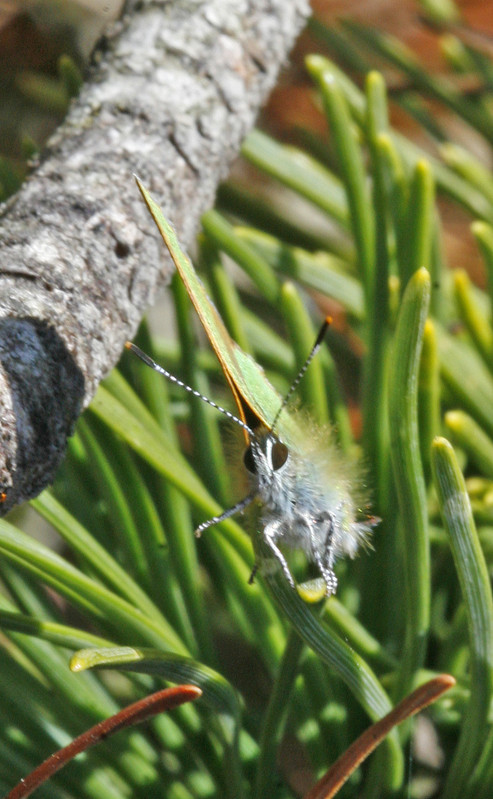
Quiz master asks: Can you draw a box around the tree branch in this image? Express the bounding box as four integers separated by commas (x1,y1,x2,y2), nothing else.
0,0,310,514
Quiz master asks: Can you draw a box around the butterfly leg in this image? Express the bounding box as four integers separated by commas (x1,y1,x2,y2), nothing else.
262,520,296,588
195,493,255,537
248,562,258,585
310,513,338,597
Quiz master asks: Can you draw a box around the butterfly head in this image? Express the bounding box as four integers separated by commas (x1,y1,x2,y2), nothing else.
244,428,289,475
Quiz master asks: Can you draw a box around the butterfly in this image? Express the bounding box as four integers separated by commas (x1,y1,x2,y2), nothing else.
126,178,375,600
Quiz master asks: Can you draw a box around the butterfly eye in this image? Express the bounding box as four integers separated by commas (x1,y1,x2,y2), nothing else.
243,439,289,473
271,441,289,470
243,445,257,474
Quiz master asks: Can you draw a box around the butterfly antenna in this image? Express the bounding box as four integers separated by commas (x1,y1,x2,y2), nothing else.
125,342,255,437
270,316,331,433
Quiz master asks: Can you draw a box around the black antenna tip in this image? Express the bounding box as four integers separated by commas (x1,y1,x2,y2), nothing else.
315,316,332,348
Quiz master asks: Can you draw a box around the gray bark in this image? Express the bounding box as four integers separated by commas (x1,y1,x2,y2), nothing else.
0,0,310,515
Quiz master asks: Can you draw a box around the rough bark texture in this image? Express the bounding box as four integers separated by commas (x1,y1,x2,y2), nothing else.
0,0,310,515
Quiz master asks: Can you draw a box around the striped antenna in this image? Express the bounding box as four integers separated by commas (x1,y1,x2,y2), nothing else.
270,316,331,434
125,342,255,437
